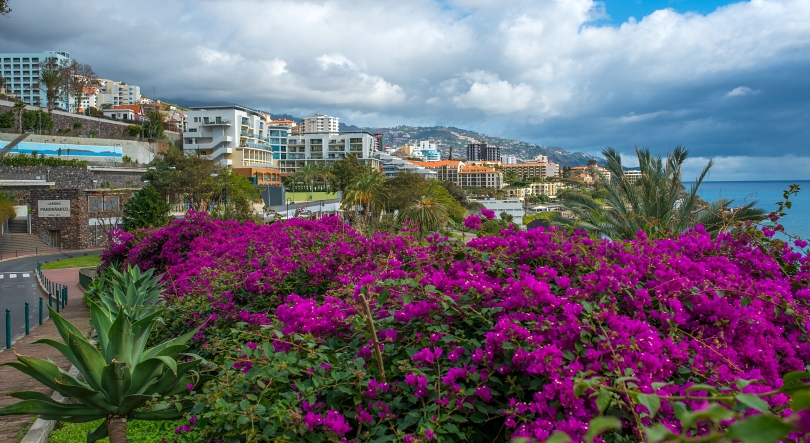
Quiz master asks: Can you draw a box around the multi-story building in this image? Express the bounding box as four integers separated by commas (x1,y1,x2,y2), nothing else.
459,164,503,189
469,198,524,225
279,132,379,175
567,165,611,183
375,152,438,179
466,142,500,162
410,161,463,184
0,51,72,108
501,155,517,164
183,105,282,168
500,162,560,180
532,154,549,163
624,170,642,184
529,182,559,197
303,114,339,133
96,79,141,107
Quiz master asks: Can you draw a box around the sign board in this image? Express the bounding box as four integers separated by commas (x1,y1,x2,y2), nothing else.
37,200,71,218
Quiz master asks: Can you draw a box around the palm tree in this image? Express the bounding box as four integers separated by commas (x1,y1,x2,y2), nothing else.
295,163,324,200
397,195,448,240
39,65,62,116
342,170,388,224
553,146,765,239
12,101,25,132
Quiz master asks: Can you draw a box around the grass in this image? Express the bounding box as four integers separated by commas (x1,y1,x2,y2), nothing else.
287,191,338,203
49,419,194,443
41,254,100,270
14,417,35,443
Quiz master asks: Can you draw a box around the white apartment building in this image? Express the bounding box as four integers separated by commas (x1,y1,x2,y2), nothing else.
501,155,517,164
303,114,339,133
280,132,379,175
183,105,284,168
529,182,559,198
95,79,141,107
624,170,642,184
470,198,524,226
375,152,438,179
532,154,549,163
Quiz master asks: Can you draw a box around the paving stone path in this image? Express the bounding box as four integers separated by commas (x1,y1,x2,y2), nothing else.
0,268,91,443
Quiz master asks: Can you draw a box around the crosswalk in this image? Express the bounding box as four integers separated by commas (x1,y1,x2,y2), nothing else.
0,273,31,279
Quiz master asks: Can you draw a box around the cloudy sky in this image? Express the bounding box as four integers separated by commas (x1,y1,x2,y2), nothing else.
1,0,808,179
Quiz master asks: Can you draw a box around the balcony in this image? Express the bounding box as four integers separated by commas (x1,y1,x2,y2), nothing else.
200,119,231,126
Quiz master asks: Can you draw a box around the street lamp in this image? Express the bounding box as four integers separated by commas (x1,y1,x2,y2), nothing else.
286,197,292,220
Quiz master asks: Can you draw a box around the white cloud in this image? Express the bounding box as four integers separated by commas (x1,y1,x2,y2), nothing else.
725,86,761,97
452,71,535,113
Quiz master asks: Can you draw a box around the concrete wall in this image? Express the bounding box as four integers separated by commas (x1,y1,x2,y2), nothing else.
0,99,181,145
0,133,160,164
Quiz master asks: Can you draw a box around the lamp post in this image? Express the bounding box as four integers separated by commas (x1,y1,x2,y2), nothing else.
286,197,292,220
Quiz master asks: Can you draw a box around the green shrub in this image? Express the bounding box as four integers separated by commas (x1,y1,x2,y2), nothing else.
49,419,195,443
0,153,88,166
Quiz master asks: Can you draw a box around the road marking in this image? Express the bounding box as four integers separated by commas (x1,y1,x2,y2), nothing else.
0,275,3,279
9,274,16,278
22,273,29,278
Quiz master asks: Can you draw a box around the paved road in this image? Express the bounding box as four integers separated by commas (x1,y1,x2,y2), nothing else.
0,251,100,347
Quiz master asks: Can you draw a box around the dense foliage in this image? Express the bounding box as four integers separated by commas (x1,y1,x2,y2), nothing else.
101,210,810,442
121,185,170,231
0,152,88,166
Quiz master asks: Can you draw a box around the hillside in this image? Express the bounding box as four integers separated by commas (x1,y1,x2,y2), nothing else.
353,125,599,167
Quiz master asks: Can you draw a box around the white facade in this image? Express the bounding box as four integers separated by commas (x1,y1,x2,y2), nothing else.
280,132,379,175
470,198,525,226
375,152,438,179
532,154,549,163
303,114,339,133
183,105,282,168
96,79,141,107
624,170,642,184
501,155,517,164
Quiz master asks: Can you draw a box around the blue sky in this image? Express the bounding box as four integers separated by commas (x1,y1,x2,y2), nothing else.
0,0,807,180
600,0,742,23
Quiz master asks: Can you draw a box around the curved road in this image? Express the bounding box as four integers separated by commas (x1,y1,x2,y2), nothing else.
0,251,100,347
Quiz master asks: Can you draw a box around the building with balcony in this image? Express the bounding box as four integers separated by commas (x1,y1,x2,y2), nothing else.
0,51,72,109
409,160,463,183
459,164,503,189
183,105,286,168
303,114,339,133
500,162,560,180
96,79,141,107
624,169,642,184
374,152,438,179
501,155,517,164
280,132,379,175
466,142,500,162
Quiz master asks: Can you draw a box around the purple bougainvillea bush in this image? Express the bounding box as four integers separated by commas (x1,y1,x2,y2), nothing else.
101,212,810,443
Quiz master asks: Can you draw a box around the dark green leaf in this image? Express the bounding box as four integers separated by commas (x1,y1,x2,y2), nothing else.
727,415,794,443
584,416,621,443
637,394,661,418
735,393,770,414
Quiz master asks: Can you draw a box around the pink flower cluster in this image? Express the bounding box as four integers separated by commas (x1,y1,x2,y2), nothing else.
110,213,810,441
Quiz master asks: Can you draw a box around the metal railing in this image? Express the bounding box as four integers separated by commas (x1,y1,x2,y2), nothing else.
41,231,54,248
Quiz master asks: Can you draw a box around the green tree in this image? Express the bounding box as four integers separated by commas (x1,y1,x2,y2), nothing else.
342,169,388,224
120,185,170,231
0,110,13,128
330,154,367,194
0,0,9,17
12,101,25,132
385,171,431,211
39,61,63,116
143,147,217,210
553,146,766,239
209,169,260,222
0,266,202,443
22,109,54,133
141,111,165,140
397,195,448,240
0,190,16,225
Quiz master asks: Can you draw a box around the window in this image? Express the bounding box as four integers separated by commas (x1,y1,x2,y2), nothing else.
88,196,102,212
104,196,120,211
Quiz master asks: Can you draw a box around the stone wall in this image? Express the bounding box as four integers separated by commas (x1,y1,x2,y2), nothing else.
0,166,146,191
0,99,181,145
29,188,86,249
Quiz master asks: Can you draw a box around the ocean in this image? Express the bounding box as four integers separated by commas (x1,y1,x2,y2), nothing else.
697,181,810,241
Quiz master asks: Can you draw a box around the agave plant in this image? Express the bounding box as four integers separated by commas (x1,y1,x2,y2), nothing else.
87,266,164,321
0,266,201,443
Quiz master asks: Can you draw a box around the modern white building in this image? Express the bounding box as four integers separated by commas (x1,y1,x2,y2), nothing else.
532,154,549,163
303,114,339,133
375,152,438,179
469,198,524,226
501,155,517,164
183,105,283,168
624,170,642,184
96,79,141,107
280,132,379,175
0,51,72,109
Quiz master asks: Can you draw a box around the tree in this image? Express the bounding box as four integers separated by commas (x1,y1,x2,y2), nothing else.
0,0,9,17
0,110,13,128
385,171,431,211
120,185,170,231
12,101,25,132
64,61,98,113
39,59,63,115
21,109,54,133
553,146,766,239
0,190,16,226
397,195,448,240
330,154,367,194
0,73,5,97
0,266,202,443
208,169,260,222
342,169,388,224
143,147,217,210
141,111,165,140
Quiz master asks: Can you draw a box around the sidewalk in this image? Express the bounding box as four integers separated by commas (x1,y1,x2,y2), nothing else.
0,248,103,264
0,268,90,443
